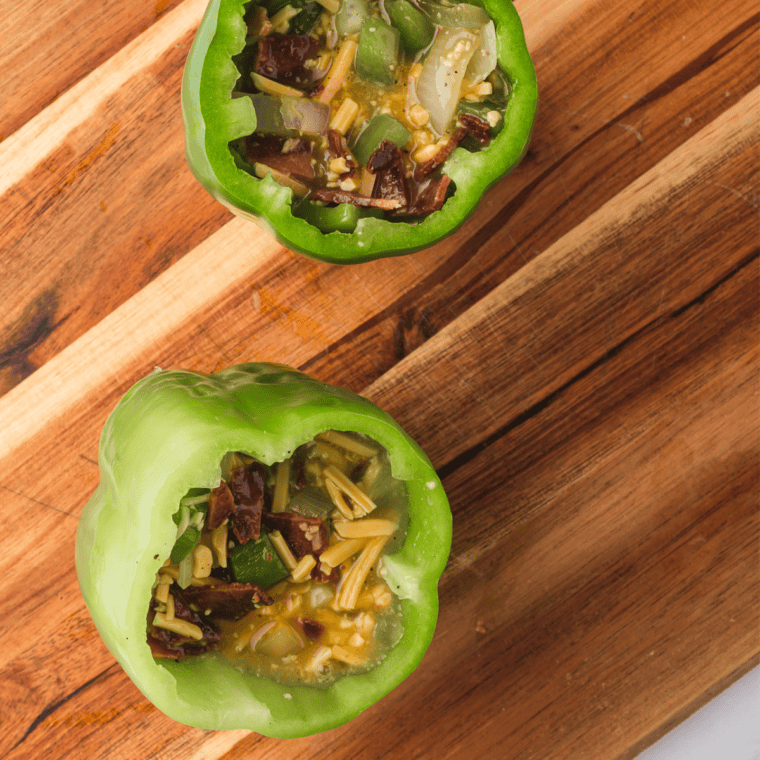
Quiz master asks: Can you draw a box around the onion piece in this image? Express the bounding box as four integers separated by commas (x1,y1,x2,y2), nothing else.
466,20,497,85
255,623,305,657
416,28,480,134
419,1,489,29
249,621,277,652
308,584,335,609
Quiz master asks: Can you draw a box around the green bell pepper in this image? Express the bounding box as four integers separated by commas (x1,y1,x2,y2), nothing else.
75,363,451,737
181,0,537,263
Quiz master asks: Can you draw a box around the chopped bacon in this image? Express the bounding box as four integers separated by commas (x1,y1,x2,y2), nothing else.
403,175,452,217
147,590,220,659
228,462,267,544
255,34,323,90
310,189,402,210
246,135,315,180
459,113,492,145
367,140,408,207
313,563,339,584
414,126,468,181
296,617,326,641
248,6,272,38
206,481,236,531
183,582,273,620
262,512,329,560
327,130,357,179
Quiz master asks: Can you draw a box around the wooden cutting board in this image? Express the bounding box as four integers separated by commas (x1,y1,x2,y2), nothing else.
0,0,757,758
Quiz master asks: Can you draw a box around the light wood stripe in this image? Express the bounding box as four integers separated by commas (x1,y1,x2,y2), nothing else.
365,88,758,460
0,217,277,452
0,0,207,195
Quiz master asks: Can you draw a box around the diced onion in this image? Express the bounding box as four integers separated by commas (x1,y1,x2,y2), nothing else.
255,623,305,657
308,585,335,609
416,28,480,134
249,621,277,652
280,97,330,135
247,94,330,136
466,21,497,85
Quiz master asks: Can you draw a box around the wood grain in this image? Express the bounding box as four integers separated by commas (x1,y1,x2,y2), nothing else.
0,0,757,758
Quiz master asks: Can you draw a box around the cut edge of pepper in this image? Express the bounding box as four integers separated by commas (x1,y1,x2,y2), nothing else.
182,0,538,262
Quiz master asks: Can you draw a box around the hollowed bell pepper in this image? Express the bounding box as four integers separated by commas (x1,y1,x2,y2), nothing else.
181,0,537,263
75,363,451,737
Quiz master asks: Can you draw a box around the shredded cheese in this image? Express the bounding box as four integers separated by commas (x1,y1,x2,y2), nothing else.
318,38,358,105
324,465,377,516
320,537,368,568
270,530,298,571
337,536,388,610
334,518,397,539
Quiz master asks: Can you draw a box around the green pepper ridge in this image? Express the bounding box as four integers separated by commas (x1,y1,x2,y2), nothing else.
75,363,452,736
181,0,538,262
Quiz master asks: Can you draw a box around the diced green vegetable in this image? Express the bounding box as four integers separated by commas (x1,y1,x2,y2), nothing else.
170,497,207,563
171,526,202,564
293,201,384,232
335,0,370,36
290,2,322,34
231,531,290,588
255,623,304,657
355,19,401,88
352,114,411,164
385,0,435,54
457,97,506,136
289,489,334,518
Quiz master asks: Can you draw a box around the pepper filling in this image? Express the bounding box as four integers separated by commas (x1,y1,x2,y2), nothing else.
230,0,509,222
148,430,407,687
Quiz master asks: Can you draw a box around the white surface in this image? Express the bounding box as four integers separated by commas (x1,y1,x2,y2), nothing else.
636,665,760,760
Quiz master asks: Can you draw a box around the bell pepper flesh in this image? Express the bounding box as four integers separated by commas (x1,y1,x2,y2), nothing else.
181,0,538,263
75,363,452,736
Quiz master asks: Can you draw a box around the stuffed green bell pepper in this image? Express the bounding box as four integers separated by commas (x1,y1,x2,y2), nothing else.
75,363,451,737
182,0,537,262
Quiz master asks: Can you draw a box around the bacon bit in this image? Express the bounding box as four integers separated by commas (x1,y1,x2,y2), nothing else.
459,113,492,145
414,126,468,180
296,617,326,642
228,462,267,544
206,481,235,530
327,130,357,179
261,511,339,582
262,512,329,560
403,175,452,217
147,590,219,659
246,135,315,181
304,82,325,99
312,563,339,584
182,582,273,620
367,140,408,208
249,6,272,38
255,35,324,90
309,189,402,210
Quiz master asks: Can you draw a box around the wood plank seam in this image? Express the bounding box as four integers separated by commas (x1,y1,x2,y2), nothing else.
436,248,759,482
0,87,755,464
10,663,118,753
363,88,758,401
